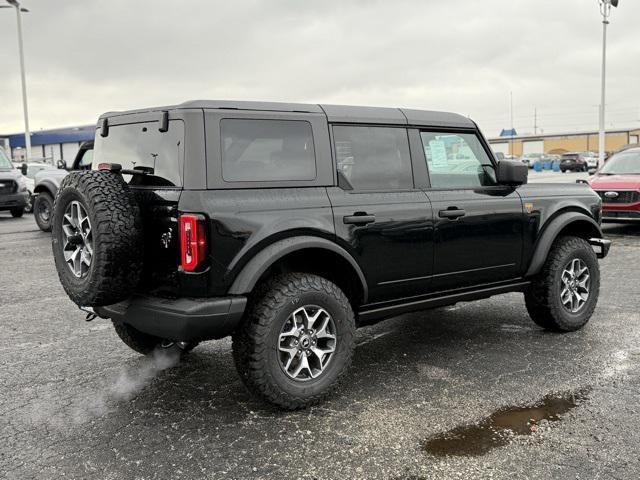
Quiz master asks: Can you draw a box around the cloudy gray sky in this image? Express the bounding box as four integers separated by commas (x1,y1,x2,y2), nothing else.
1,0,638,137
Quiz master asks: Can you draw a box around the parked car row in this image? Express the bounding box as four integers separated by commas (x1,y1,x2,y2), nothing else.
508,151,601,172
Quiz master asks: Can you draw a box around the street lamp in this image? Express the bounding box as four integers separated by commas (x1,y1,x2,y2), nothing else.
597,0,619,165
1,0,31,161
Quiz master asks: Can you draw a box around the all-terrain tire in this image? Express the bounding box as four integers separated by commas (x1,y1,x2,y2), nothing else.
525,235,600,332
112,322,199,356
232,273,356,410
34,191,53,231
51,170,143,307
10,207,24,218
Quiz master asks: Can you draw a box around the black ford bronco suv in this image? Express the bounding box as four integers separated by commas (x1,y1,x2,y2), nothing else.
50,100,611,409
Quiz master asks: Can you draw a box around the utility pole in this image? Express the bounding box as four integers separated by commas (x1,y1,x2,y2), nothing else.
510,91,514,156
2,1,32,160
534,108,538,136
597,0,619,164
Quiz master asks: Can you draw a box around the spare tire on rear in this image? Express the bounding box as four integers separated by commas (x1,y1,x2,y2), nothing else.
51,170,143,307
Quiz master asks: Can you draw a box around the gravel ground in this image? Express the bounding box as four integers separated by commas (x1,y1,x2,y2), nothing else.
1,211,639,480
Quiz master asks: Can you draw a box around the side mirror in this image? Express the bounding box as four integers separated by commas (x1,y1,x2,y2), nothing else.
57,159,67,170
496,160,528,186
20,163,28,176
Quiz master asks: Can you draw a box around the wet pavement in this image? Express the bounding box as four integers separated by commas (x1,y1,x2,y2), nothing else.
1,214,640,479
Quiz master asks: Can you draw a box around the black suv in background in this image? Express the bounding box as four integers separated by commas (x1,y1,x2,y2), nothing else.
50,101,610,409
560,152,589,172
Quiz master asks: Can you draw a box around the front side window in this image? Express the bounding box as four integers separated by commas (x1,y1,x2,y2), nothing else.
421,132,496,188
221,119,316,182
333,126,413,191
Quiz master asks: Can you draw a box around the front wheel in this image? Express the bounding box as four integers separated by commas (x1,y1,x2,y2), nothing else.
10,207,24,218
34,192,54,231
232,273,356,409
525,236,600,332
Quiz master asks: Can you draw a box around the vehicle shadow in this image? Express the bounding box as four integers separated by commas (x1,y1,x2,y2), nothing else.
119,297,594,421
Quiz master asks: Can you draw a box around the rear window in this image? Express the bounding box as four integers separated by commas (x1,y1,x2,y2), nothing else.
562,154,579,160
94,120,184,187
333,126,413,191
221,119,316,182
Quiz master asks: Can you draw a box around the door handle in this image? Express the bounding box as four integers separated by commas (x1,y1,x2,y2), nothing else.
343,213,376,225
438,208,466,219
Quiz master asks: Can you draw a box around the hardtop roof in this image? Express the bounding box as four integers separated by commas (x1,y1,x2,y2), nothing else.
98,100,475,128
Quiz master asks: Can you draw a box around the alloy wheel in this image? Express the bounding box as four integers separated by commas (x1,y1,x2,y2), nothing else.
560,258,590,313
62,200,93,278
278,305,337,381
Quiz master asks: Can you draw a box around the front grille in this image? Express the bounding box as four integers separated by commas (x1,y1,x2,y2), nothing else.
0,180,16,195
596,190,640,204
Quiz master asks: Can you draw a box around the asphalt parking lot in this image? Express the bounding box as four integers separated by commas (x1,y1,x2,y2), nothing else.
2,175,639,479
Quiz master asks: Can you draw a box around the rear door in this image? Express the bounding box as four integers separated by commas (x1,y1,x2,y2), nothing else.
417,130,525,291
327,125,434,303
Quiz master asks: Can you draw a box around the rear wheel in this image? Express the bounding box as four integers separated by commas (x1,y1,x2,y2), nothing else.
232,273,355,409
10,207,24,218
525,236,599,332
112,321,199,356
34,192,53,231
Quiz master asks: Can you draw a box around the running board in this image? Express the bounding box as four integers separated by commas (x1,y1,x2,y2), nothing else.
358,280,531,324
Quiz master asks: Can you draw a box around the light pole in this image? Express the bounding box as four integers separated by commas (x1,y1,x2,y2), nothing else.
1,0,31,160
597,0,619,165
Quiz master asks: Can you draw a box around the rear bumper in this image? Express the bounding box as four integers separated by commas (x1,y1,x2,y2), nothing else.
589,238,612,259
0,192,28,210
94,294,247,342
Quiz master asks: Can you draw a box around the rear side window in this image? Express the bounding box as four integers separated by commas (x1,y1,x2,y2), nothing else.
94,120,184,187
221,119,316,182
333,126,413,190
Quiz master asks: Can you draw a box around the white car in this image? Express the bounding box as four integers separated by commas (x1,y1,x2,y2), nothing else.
520,153,542,168
583,152,599,170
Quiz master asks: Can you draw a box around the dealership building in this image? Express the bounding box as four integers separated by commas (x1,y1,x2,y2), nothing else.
488,127,640,157
0,125,94,163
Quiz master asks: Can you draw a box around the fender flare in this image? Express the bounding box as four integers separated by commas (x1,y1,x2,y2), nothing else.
525,212,602,277
227,236,368,302
34,180,58,198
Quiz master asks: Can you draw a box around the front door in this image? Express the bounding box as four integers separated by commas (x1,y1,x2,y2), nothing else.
327,125,434,303
418,130,525,291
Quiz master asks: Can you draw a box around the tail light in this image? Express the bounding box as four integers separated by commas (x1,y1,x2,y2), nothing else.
179,213,208,272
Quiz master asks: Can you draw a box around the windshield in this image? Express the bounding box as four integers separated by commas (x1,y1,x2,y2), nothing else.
0,148,12,170
599,150,640,175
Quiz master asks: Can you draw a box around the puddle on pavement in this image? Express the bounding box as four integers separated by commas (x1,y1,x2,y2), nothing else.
422,388,590,457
